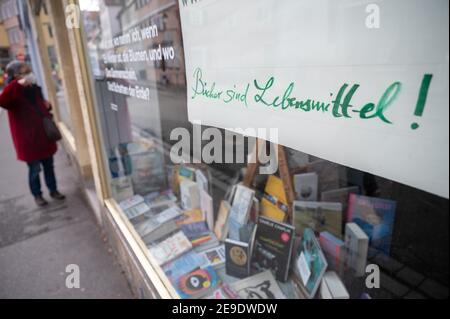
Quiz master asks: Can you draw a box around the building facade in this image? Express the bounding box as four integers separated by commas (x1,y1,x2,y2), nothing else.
17,0,450,299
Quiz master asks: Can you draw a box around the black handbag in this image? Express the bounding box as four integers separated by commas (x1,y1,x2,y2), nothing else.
31,100,62,142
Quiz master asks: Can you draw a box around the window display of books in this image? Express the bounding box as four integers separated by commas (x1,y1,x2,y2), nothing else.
116,163,397,299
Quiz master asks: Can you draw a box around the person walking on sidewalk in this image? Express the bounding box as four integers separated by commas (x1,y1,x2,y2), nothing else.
0,61,65,207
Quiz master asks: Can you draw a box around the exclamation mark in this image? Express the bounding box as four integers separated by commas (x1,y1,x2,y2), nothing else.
411,74,433,130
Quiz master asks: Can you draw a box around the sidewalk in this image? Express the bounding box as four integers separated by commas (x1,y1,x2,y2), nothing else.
0,111,134,299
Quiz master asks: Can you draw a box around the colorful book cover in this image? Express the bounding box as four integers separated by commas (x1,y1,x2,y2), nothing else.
294,228,328,299
252,216,295,282
293,172,318,201
292,201,342,238
163,251,208,283
177,165,196,183
176,209,210,240
205,284,239,299
175,266,221,299
261,175,288,222
347,194,396,255
191,234,214,247
148,231,193,266
319,231,344,273
199,245,226,267
225,239,251,278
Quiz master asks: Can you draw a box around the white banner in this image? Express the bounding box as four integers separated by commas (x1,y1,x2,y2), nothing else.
179,0,449,198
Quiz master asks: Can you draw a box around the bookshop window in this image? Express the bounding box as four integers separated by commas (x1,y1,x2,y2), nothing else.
80,1,449,299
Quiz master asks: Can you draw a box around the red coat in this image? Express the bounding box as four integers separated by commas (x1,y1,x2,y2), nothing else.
0,80,57,162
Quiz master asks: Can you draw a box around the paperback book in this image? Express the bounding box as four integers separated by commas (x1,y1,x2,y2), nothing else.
229,184,255,225
205,284,239,299
180,180,200,210
198,245,226,267
230,270,286,299
261,175,288,222
163,250,209,283
147,231,192,266
319,231,344,273
214,200,231,242
347,194,396,255
225,239,251,278
175,266,221,299
176,209,210,241
294,228,328,299
252,216,295,282
293,172,318,201
292,201,343,238
344,222,369,277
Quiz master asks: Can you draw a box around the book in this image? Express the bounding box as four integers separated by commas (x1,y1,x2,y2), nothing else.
319,231,344,273
293,173,318,201
111,176,134,202
293,228,328,299
344,222,369,277
180,180,200,210
249,197,260,223
239,222,256,244
252,216,295,282
119,194,145,211
320,271,349,299
193,232,220,252
214,200,231,241
321,186,360,214
196,169,209,193
148,202,175,216
261,175,288,222
229,184,255,225
200,189,214,231
124,201,151,220
142,220,179,245
198,245,226,267
128,145,166,195
143,189,177,206
306,160,344,192
147,231,192,266
227,213,242,241
292,201,342,238
175,266,221,299
135,217,162,238
177,165,196,183
154,205,183,224
230,270,286,299
204,284,239,299
163,250,209,283
347,194,396,255
225,239,251,278
176,209,210,240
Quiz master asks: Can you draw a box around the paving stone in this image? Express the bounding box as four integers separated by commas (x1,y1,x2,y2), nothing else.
380,272,409,297
418,278,449,299
396,267,425,287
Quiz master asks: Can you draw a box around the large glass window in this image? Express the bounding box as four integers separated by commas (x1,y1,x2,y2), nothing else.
80,0,448,299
